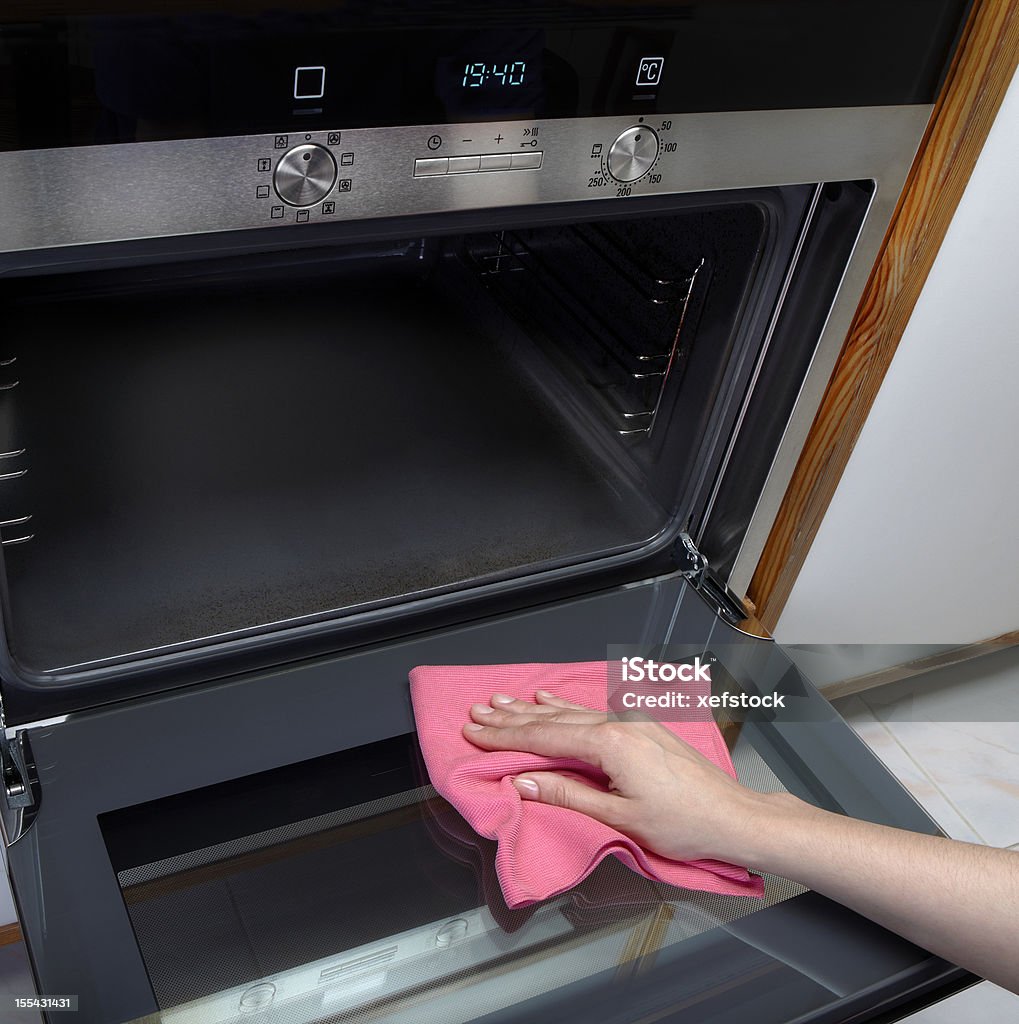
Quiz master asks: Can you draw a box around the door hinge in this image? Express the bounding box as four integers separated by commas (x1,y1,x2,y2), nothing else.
675,533,749,627
0,694,39,846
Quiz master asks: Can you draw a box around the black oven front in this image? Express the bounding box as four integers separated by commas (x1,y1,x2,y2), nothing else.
0,2,976,1023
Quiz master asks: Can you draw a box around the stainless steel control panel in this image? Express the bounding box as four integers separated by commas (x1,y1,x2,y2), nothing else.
413,151,543,176
0,108,929,255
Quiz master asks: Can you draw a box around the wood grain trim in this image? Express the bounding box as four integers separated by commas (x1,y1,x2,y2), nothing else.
0,921,23,946
739,598,772,639
748,0,1019,632
819,628,1019,701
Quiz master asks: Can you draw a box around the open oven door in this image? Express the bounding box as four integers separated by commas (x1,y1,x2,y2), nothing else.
2,570,977,1024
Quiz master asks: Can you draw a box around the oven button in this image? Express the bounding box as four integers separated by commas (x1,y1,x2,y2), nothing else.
415,157,449,176
238,982,276,1013
480,153,512,171
607,126,660,183
434,918,470,948
510,151,543,170
447,155,481,174
273,144,338,207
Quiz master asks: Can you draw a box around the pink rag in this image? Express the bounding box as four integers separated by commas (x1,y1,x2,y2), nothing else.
409,661,764,908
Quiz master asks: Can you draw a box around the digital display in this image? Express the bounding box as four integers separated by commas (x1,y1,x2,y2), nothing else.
461,61,528,88
437,34,544,118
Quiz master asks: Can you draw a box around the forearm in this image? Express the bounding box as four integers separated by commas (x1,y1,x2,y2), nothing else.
729,792,1019,992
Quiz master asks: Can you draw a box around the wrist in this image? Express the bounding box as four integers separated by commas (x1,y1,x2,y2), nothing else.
710,789,818,868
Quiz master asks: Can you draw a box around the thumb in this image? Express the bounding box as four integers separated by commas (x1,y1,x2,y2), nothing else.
513,772,625,825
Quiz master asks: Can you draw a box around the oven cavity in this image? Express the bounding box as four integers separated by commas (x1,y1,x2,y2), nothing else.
0,200,769,680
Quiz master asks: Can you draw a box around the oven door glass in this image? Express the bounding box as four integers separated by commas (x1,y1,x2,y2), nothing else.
97,623,969,1024
105,738,800,1024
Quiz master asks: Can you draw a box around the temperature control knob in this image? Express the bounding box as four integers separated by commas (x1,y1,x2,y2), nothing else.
607,126,660,183
273,144,337,207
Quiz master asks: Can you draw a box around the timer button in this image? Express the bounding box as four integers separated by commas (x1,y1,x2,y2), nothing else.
414,157,448,176
607,126,659,183
273,144,337,207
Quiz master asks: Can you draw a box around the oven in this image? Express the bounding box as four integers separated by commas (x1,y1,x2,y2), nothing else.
0,2,976,1022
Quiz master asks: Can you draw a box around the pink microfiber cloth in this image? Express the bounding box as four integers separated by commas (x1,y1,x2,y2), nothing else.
409,661,764,908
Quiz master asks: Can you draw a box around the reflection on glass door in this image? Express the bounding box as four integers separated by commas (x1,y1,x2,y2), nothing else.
105,733,800,1024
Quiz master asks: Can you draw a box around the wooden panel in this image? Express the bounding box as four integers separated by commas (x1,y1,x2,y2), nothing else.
819,629,1019,701
749,0,1019,632
0,921,23,947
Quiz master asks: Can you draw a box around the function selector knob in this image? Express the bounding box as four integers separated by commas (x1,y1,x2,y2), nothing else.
273,144,337,207
607,126,660,183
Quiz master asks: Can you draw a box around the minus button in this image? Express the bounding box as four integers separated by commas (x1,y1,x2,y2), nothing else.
447,155,481,174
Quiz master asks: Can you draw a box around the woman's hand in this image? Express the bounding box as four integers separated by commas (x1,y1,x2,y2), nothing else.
463,690,772,863
463,691,1019,994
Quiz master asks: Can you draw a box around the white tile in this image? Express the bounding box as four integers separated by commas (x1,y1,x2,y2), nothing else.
857,657,1019,848
835,696,984,844
880,721,1019,847
899,981,1019,1023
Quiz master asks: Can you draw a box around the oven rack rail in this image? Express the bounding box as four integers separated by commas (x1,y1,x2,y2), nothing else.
0,355,32,547
466,227,702,439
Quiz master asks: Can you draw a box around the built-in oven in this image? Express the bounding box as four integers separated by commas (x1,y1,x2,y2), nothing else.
0,2,977,1022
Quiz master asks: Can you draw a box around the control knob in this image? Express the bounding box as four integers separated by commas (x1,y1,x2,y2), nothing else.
607,126,660,183
273,144,337,207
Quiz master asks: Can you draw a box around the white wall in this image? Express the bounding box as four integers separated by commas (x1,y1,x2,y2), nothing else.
776,68,1019,647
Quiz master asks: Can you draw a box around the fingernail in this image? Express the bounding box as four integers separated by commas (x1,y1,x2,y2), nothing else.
464,723,485,733
535,689,553,698
492,693,514,704
514,777,540,798
471,704,493,715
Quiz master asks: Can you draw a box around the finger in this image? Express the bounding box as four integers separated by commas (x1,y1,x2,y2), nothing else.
489,692,527,708
463,719,606,768
469,704,601,728
513,771,627,825
489,692,593,716
534,690,603,714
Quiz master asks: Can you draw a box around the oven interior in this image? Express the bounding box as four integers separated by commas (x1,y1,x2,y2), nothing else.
0,195,791,679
